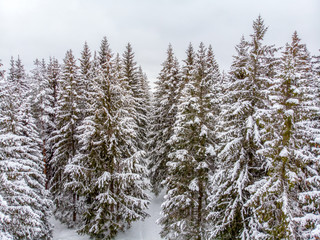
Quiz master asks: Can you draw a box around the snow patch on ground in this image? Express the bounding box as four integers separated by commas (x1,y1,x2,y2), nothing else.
116,192,163,240
51,218,89,240
52,193,164,240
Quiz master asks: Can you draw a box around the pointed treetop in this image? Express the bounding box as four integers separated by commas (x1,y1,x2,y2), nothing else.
123,42,137,68
64,49,76,66
251,15,268,41
167,43,173,53
164,43,175,65
290,31,305,58
125,42,133,54
230,35,249,77
196,42,207,68
207,44,218,65
79,41,92,76
81,41,91,59
198,42,206,53
99,36,113,69
236,35,248,53
184,43,195,66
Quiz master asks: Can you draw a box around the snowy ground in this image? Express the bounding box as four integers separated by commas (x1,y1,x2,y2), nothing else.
52,193,163,240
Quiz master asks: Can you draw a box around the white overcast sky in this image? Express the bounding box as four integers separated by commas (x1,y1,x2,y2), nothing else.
0,0,319,83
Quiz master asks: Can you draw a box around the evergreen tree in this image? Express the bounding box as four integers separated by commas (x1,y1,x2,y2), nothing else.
7,56,28,99
159,42,219,240
182,43,196,88
98,36,112,68
259,32,320,239
0,61,13,240
79,41,93,118
47,57,60,114
122,43,149,151
0,61,52,239
46,57,60,186
30,59,56,188
207,36,252,239
50,50,82,226
136,65,152,147
65,38,150,239
207,16,277,239
149,44,182,194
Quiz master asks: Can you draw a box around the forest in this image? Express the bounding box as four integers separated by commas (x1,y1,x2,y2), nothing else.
0,16,320,240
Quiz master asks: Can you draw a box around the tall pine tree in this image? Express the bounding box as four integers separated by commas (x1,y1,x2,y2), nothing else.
149,44,182,194
207,16,277,239
65,38,150,239
0,60,13,240
159,42,220,240
0,58,52,239
259,31,320,239
122,43,150,151
46,57,60,187
50,50,82,226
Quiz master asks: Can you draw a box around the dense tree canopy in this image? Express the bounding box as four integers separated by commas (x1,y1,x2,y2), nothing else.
0,16,319,240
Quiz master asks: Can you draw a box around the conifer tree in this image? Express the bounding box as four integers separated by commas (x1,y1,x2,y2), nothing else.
7,56,28,99
136,65,152,147
137,66,151,107
0,61,13,240
30,59,56,188
159,43,219,240
79,41,93,118
207,16,277,239
182,43,196,87
65,38,150,239
256,32,320,239
149,44,182,194
207,36,252,239
122,43,149,151
47,57,60,113
50,50,82,226
45,57,60,186
0,60,52,239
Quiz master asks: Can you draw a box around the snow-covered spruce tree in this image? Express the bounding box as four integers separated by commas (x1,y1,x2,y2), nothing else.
65,38,150,239
7,56,28,98
50,50,82,226
30,59,56,189
136,65,152,147
206,16,277,240
158,42,219,240
122,43,150,151
79,41,93,119
207,36,253,240
137,65,152,111
0,61,13,240
0,60,52,239
182,43,196,88
149,44,182,195
47,57,60,116
259,31,320,239
45,57,60,186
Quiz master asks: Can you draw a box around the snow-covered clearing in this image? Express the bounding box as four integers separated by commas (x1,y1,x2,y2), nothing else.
52,193,163,240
